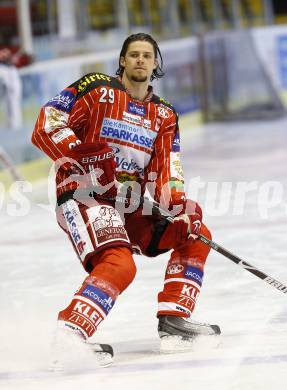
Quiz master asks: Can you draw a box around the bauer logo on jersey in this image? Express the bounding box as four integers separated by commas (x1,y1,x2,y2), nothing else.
184,266,204,286
171,132,180,152
128,102,146,116
45,89,76,113
100,118,156,151
81,285,115,315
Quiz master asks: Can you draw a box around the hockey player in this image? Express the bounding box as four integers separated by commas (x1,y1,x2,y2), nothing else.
32,33,220,367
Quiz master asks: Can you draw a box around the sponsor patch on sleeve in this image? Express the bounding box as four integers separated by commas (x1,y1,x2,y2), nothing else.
51,128,75,144
44,106,69,133
170,152,184,181
172,131,180,152
45,89,76,113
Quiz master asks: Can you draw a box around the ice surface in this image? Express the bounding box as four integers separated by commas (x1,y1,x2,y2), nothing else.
1,118,287,389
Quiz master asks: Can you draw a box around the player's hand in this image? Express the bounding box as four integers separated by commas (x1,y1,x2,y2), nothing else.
68,142,117,197
159,200,202,249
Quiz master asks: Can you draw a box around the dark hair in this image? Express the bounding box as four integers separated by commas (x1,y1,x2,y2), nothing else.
116,33,165,81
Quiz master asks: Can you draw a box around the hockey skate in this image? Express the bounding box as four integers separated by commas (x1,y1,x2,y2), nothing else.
158,315,221,353
49,327,113,371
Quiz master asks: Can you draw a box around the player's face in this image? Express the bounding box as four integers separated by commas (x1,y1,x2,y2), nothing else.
120,41,157,83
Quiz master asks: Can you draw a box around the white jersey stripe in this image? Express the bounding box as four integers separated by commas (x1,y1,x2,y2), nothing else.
164,278,201,290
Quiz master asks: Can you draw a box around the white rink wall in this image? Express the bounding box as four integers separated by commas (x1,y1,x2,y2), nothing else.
1,26,287,164
251,25,287,104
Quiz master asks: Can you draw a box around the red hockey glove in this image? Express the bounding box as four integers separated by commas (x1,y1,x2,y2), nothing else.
68,142,117,197
159,200,202,249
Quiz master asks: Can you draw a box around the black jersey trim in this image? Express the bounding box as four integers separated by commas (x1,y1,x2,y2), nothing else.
151,94,177,114
70,72,126,98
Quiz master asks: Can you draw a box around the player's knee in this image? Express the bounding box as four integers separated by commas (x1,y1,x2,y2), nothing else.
108,246,137,291
117,251,137,291
90,246,137,293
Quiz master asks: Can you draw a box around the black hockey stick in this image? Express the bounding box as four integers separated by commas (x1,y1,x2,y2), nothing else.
197,234,287,295
116,191,287,296
86,176,287,296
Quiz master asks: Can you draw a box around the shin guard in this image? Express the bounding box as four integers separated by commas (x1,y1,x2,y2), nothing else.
157,224,211,318
58,276,119,339
157,260,203,318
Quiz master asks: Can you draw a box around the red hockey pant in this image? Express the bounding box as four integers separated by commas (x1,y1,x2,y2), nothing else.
57,200,211,339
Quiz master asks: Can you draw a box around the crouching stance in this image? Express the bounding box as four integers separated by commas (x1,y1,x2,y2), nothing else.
32,33,220,368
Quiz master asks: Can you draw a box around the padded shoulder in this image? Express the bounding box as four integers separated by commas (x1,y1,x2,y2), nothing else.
70,72,125,97
151,94,177,114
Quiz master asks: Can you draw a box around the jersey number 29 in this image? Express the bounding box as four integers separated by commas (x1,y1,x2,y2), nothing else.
99,87,114,103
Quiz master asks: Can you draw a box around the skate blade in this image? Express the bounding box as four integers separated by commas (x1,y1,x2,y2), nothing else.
160,334,221,353
49,359,64,372
90,351,113,367
49,351,113,371
160,335,195,353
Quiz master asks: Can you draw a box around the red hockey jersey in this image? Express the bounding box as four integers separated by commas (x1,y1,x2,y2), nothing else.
32,72,185,206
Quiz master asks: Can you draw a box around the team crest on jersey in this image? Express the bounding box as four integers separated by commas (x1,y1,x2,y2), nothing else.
157,105,171,119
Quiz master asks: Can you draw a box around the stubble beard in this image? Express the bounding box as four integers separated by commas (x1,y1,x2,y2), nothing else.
129,73,148,83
